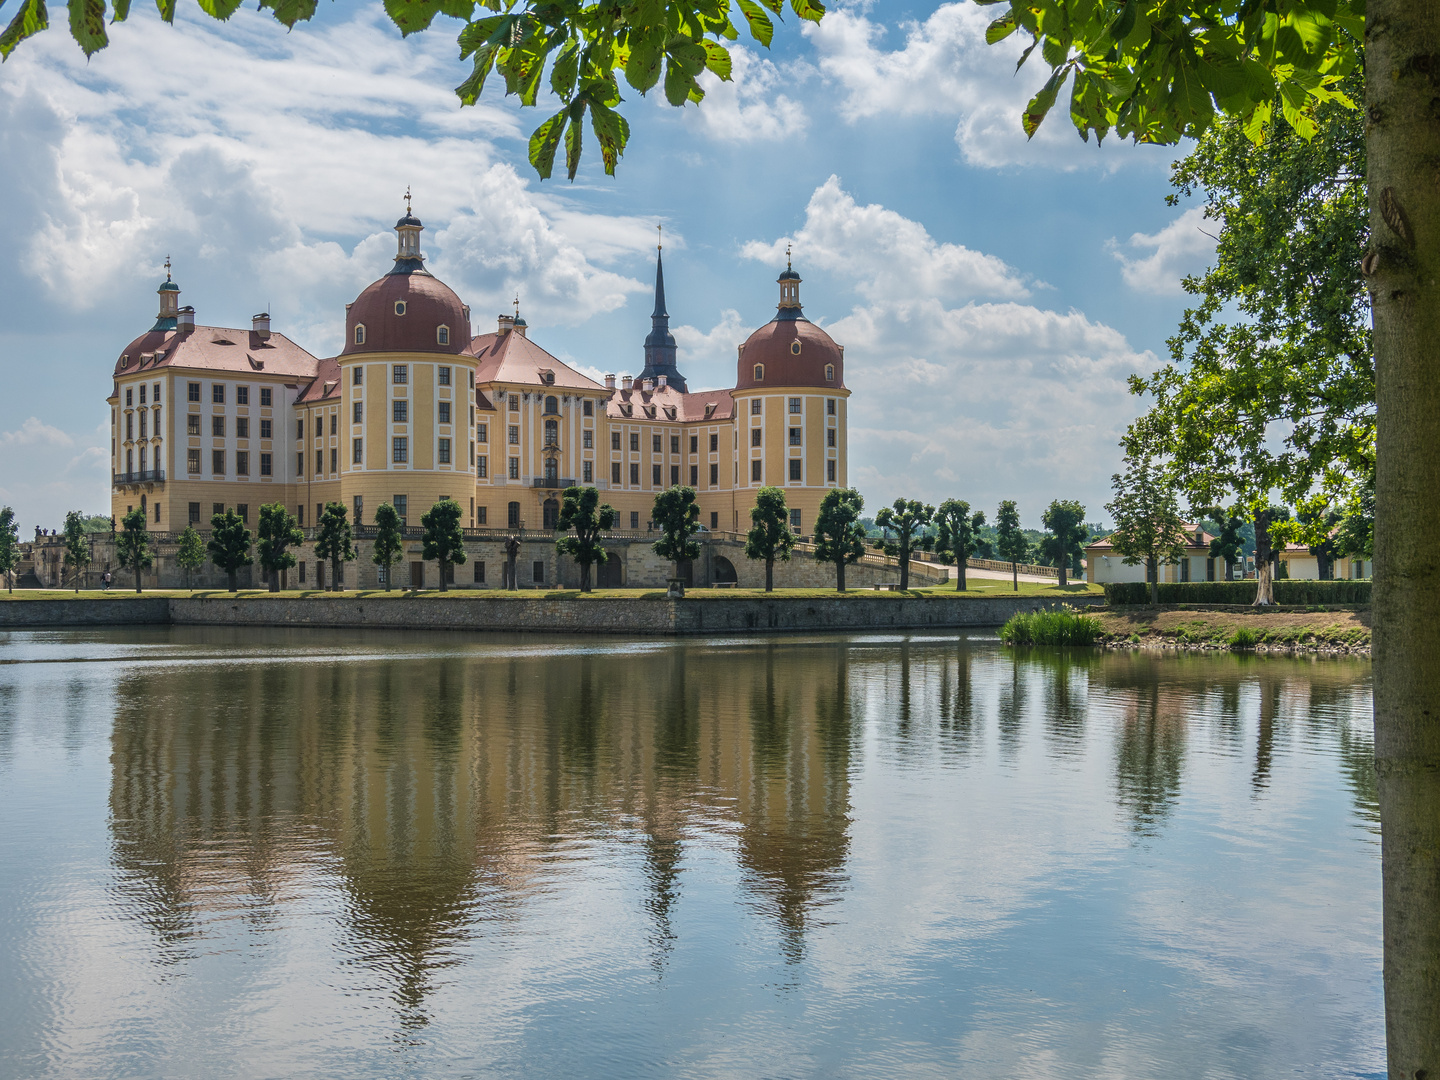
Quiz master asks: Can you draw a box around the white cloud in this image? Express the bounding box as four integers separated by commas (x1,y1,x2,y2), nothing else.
673,309,750,370
683,47,809,142
742,176,1032,303
1111,206,1218,295
1,417,75,449
0,419,109,531
803,4,1156,171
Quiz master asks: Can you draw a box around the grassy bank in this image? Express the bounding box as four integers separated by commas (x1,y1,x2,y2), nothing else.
1094,607,1370,651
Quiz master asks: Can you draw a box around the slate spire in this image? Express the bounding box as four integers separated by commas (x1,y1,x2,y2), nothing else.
637,229,687,392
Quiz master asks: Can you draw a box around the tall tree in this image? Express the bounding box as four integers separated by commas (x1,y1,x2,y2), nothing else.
744,486,795,593
874,498,933,591
1040,499,1087,588
207,509,252,593
934,499,986,591
651,486,700,587
257,503,303,592
420,498,466,592
1104,447,1187,606
115,507,152,593
813,487,866,593
175,524,205,590
314,502,357,592
371,502,404,592
62,510,90,592
994,501,1028,593
0,506,18,594
555,485,616,592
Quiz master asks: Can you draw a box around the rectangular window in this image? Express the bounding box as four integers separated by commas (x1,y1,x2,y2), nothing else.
583,400,593,416
671,465,679,486
188,382,201,402
316,450,323,474
352,367,363,387
826,428,836,447
187,449,201,474
474,561,485,584
789,459,802,481
212,416,225,438
237,386,249,405
508,425,519,445
393,365,408,384
439,366,451,386
154,383,162,403
670,435,680,455
299,561,307,583
690,435,698,453
690,465,698,486
826,398,836,416
583,460,593,483
237,451,249,475
139,412,147,439
532,560,545,583
508,457,520,479
211,384,225,404
188,502,201,524
236,504,249,523
611,431,621,451
393,400,408,423
509,395,519,411
789,427,801,446
630,511,640,529
751,460,762,482
393,437,408,463
652,464,662,486
212,449,225,474
187,414,200,437
826,459,836,482
709,463,718,486
477,506,487,525
297,506,303,526
629,463,640,485
348,402,359,425
330,448,338,473
583,429,593,449
508,502,521,527
329,414,337,436
237,418,249,439
474,423,485,443
477,455,488,478
711,512,719,530
213,502,225,519
438,438,451,464
626,432,638,452
353,439,363,464
261,387,273,406
259,419,271,439
789,397,801,414
297,452,305,475
139,384,147,405
751,428,762,447
709,433,719,452
387,495,405,523
261,453,273,476
611,462,622,484
750,399,762,416
652,434,662,453
354,495,363,523
439,402,451,424
790,509,802,529
126,414,133,440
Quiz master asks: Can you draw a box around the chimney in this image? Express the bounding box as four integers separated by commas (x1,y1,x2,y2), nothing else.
605,374,616,390
657,374,668,389
643,377,655,392
498,314,514,335
252,312,271,340
621,375,634,391
178,306,195,332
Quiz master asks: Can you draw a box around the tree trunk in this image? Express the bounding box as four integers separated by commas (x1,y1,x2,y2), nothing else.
900,542,910,590
384,562,392,591
836,558,846,593
1253,513,1275,606
1147,556,1158,606
580,561,591,593
269,571,279,593
438,561,447,592
765,555,773,592
1369,1,1440,1070
228,569,237,592
955,555,966,591
1011,561,1018,591
332,558,343,592
1057,557,1068,589
135,564,142,593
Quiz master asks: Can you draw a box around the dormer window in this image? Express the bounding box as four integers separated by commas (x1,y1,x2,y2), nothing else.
754,364,764,382
437,325,449,345
790,341,801,355
354,324,366,345
825,364,835,382
394,301,407,316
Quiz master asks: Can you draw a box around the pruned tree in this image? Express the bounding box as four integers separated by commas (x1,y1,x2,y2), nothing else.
651,486,700,586
115,507,152,593
1200,508,1247,581
175,524,205,590
62,510,90,592
420,498,466,592
813,487,866,593
556,485,616,592
371,502,404,591
874,498,933,591
1040,499,1087,588
257,503,303,592
314,502,357,592
1104,446,1186,606
0,506,19,594
934,499,985,591
744,486,795,592
994,501,1028,593
207,509,253,593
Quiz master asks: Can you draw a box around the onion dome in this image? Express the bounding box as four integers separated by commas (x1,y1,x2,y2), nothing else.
342,200,468,356
153,257,180,331
734,260,844,391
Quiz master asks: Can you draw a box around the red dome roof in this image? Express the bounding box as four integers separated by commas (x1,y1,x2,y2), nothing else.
735,318,844,391
343,271,468,357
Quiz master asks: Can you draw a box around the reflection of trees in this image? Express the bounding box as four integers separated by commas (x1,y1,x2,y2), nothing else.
1030,651,1092,759
938,644,980,757
1108,656,1187,836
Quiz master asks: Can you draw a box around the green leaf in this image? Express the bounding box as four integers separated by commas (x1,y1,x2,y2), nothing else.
1023,64,1069,138
454,43,498,105
550,37,580,98
589,99,631,175
0,0,47,59
196,0,245,18
257,0,318,29
154,0,174,24
736,0,773,46
111,0,131,21
528,108,567,180
788,0,825,22
1107,1,1136,43
68,0,107,55
700,38,731,79
624,34,664,92
564,102,584,179
668,40,706,76
663,55,696,105
986,14,1017,44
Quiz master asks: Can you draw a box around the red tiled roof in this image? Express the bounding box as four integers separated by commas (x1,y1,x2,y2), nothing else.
113,325,320,379
1086,523,1217,551
468,330,605,392
295,355,342,403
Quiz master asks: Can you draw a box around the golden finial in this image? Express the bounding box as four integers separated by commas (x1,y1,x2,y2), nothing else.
164,255,172,282
405,186,412,214
657,222,663,252
785,242,792,270
513,294,520,319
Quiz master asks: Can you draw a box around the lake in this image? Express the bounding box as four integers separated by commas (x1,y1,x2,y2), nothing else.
0,628,1382,1079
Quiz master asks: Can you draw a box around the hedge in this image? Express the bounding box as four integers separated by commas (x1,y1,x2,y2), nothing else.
1103,579,1372,605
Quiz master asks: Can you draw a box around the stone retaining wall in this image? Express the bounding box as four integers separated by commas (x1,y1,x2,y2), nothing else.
0,597,171,626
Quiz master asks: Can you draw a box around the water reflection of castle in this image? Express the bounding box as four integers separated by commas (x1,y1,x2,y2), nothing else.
107,638,857,1019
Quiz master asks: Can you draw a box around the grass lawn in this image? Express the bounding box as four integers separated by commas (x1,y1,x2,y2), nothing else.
1094,606,1371,648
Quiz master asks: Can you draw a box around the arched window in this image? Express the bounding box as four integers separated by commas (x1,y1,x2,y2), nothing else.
790,341,801,355
544,418,558,446
437,325,450,345
754,364,764,382
394,301,407,316
825,364,835,382
544,395,559,414
354,324,366,345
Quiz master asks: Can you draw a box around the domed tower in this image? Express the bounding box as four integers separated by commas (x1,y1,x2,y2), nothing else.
635,241,687,393
323,198,479,537
731,253,848,535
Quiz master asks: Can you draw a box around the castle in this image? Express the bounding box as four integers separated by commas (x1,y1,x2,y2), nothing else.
109,205,850,573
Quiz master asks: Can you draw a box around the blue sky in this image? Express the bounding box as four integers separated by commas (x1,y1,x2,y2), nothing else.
0,1,1218,532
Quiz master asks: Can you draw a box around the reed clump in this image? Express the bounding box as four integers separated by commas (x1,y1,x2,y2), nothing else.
999,609,1102,646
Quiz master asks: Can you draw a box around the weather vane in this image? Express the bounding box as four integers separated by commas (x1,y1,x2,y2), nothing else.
405,186,412,214
164,255,172,281
513,294,520,319
657,222,663,252
785,242,792,270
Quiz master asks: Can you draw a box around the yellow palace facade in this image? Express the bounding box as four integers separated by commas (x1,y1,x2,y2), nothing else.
109,208,850,539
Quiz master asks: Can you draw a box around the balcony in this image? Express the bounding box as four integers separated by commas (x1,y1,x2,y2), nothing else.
531,476,576,489
113,470,165,486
